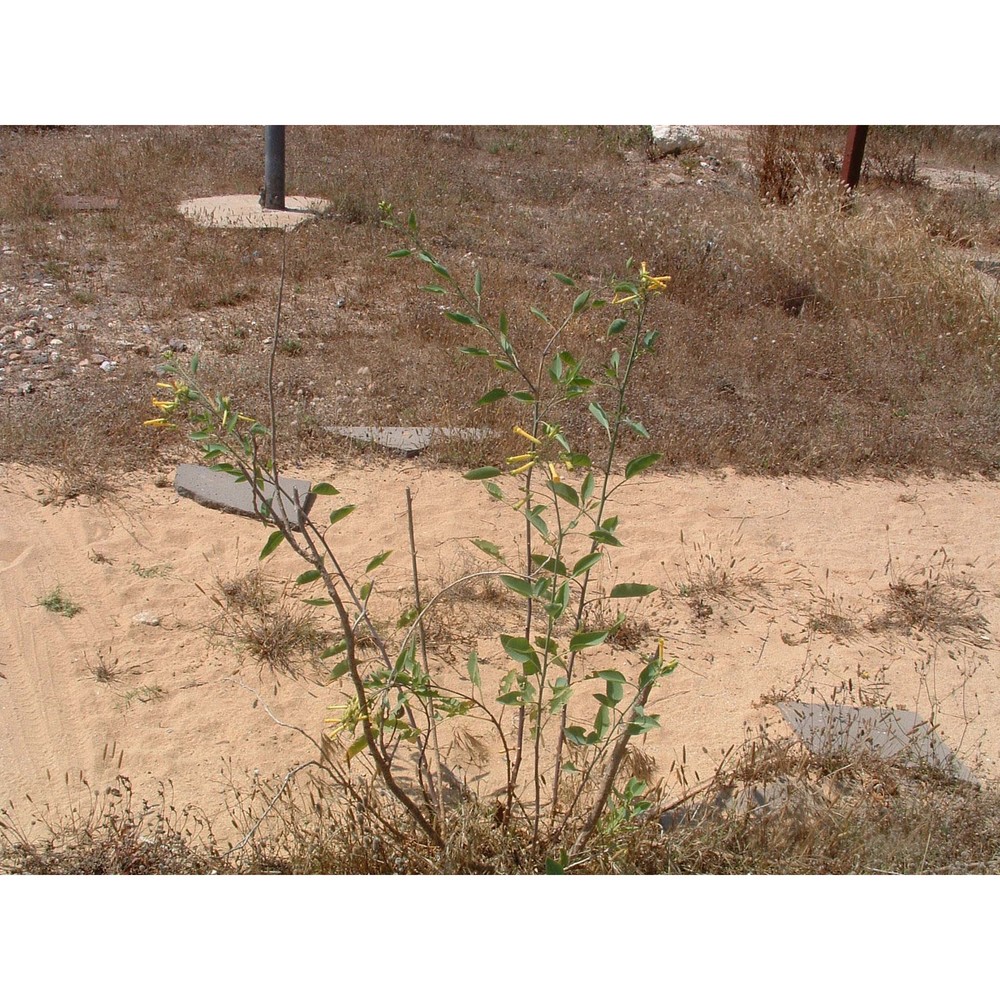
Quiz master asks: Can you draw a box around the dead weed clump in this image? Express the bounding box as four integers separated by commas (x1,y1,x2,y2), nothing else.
869,549,990,645
209,569,329,676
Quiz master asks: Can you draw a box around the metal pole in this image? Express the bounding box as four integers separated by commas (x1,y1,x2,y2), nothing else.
264,126,286,210
840,125,869,190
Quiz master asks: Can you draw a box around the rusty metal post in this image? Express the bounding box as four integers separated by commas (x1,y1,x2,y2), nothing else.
264,126,286,210
841,125,869,190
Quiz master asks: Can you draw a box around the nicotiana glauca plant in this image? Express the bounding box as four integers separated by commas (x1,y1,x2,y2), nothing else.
148,223,678,859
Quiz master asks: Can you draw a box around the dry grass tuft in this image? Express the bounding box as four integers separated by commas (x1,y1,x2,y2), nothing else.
210,569,329,675
870,550,990,645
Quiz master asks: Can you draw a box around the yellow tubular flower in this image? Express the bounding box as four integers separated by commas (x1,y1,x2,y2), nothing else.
506,453,535,464
510,460,536,476
548,462,561,484
513,425,542,445
143,418,176,429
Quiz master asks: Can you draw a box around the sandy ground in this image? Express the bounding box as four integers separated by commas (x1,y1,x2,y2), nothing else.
2,458,999,842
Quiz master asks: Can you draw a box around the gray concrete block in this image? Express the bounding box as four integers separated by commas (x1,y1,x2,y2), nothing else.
174,463,315,531
329,426,493,457
777,701,975,782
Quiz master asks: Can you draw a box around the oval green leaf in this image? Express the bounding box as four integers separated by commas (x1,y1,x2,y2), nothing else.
259,530,284,560
464,466,503,480
609,583,658,599
625,453,662,480
330,504,357,525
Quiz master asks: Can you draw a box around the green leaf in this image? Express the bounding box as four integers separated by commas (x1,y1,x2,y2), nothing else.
444,310,476,326
625,453,662,480
295,569,322,585
303,598,334,606
485,481,503,500
460,346,491,357
545,581,571,620
511,390,535,403
564,725,595,747
589,528,622,547
475,387,508,406
321,641,347,658
595,669,627,684
588,401,610,436
551,481,580,508
580,471,595,504
524,506,550,537
346,735,369,761
499,312,509,336
327,659,350,681
387,248,412,258
466,649,481,689
419,284,447,295
609,583,658,599
498,691,523,706
570,629,609,652
474,271,483,297
623,417,650,439
365,550,392,573
572,290,591,314
500,634,537,664
407,210,418,232
329,504,357,525
465,466,503,480
545,857,565,875
430,261,451,279
572,552,603,577
531,555,569,578
608,317,627,336
553,272,576,287
312,482,340,496
359,581,372,601
471,538,505,562
530,306,550,324
500,575,535,599
259,530,284,560
396,606,419,628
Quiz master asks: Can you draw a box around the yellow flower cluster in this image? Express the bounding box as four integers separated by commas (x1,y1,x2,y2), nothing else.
506,426,571,485
612,262,671,306
143,380,190,429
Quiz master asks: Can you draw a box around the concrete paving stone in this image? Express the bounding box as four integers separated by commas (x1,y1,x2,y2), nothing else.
174,463,316,531
330,425,493,457
776,701,975,782
177,194,330,230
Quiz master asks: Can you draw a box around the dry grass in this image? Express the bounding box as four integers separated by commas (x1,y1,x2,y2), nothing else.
1,125,999,490
209,569,329,676
5,724,998,874
870,549,990,645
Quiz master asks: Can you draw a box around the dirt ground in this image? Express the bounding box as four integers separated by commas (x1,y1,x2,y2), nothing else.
3,457,998,840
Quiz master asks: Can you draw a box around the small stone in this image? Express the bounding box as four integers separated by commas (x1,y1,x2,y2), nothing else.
650,125,704,157
132,612,161,627
99,360,117,372
20,335,37,350
335,297,346,308
168,338,187,352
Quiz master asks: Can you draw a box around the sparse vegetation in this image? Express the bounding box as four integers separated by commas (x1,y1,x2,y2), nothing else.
3,125,1000,874
210,569,329,676
38,586,82,618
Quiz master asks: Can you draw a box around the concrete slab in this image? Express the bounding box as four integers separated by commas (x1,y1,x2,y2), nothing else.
330,426,493,457
777,701,975,781
174,463,316,531
177,194,330,230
